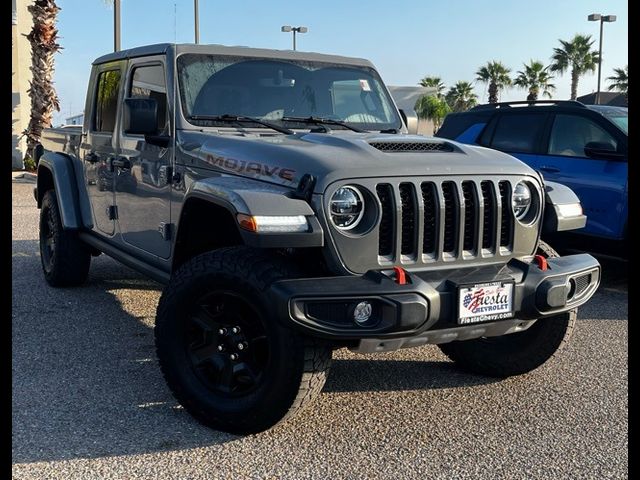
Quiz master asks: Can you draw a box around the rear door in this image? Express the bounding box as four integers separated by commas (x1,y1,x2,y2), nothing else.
538,112,627,239
114,57,173,258
81,64,124,237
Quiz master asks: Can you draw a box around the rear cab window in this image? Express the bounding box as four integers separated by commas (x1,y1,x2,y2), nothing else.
93,69,122,133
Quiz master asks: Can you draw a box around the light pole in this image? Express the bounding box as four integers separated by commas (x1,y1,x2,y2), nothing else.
114,0,121,52
588,13,617,105
281,25,308,51
194,0,199,44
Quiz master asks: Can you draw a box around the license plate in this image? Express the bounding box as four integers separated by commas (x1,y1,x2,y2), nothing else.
457,281,514,324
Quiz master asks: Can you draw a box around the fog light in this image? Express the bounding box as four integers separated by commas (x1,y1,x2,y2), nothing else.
353,301,372,325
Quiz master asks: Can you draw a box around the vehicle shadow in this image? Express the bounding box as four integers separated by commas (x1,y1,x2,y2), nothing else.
13,239,238,464
11,238,627,464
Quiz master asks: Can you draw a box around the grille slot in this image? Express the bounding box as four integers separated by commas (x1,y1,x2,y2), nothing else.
462,181,477,252
399,183,417,256
374,179,517,264
442,182,459,254
499,181,513,247
369,141,454,153
481,181,496,250
376,184,395,256
421,182,438,255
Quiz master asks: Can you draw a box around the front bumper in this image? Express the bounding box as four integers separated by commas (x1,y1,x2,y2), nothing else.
269,253,600,351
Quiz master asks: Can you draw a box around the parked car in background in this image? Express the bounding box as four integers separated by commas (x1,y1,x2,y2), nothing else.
436,101,628,250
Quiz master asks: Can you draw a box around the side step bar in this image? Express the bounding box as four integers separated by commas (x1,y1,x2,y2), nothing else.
78,233,171,285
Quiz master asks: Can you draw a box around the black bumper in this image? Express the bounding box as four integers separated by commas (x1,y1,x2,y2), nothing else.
269,254,600,342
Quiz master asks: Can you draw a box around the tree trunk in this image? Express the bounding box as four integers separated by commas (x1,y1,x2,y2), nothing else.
488,82,498,104
570,68,579,100
526,90,538,102
22,0,61,159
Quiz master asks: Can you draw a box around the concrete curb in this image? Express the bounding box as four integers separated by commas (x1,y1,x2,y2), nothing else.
12,172,37,183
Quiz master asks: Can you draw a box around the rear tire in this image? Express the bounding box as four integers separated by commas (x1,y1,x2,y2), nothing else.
438,241,576,377
155,246,331,434
39,190,91,287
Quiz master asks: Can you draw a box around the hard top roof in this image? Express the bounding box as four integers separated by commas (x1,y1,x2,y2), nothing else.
92,43,374,68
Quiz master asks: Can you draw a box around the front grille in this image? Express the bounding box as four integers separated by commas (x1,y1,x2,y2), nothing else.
369,141,454,153
375,180,515,263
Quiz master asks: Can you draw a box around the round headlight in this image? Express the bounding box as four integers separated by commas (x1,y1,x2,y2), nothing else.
330,186,364,230
512,181,532,221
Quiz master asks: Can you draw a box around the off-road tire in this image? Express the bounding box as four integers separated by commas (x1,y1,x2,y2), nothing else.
155,246,332,434
39,190,91,287
438,241,576,377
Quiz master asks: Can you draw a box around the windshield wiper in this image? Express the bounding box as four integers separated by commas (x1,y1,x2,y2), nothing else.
188,114,293,135
379,128,399,134
281,116,365,133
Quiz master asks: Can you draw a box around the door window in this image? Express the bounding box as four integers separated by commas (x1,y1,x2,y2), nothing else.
548,114,617,157
129,64,168,132
487,113,546,153
94,70,122,132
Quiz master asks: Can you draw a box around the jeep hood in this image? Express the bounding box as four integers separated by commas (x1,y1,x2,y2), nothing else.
177,130,538,192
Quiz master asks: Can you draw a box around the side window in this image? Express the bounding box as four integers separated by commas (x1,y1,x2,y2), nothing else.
548,114,617,157
488,113,546,153
94,70,122,133
129,64,167,132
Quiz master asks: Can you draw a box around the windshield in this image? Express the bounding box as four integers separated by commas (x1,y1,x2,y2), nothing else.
177,54,402,132
606,115,628,134
587,106,628,135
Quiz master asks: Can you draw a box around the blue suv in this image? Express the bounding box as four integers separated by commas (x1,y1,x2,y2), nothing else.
436,101,628,245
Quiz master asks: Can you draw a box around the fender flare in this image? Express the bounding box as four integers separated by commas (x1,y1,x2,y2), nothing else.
36,152,93,230
180,176,324,248
542,181,587,233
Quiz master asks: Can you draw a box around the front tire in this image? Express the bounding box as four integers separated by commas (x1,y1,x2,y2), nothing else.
39,190,91,287
438,241,576,377
155,246,331,434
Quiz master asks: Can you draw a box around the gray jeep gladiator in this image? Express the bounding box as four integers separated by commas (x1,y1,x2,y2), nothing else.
36,43,600,434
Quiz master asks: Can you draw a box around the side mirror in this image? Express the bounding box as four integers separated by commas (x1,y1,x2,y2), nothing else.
583,141,624,160
399,108,419,135
123,98,159,135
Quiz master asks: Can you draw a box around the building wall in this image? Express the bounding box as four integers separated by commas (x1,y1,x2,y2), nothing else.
12,0,32,170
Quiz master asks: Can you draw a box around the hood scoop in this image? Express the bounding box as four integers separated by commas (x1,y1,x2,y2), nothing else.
368,141,454,153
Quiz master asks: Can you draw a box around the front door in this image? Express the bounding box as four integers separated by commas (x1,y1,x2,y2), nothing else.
540,113,627,239
115,59,172,258
83,67,123,236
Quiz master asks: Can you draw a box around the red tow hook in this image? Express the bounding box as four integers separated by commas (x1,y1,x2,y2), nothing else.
392,266,408,285
534,255,548,271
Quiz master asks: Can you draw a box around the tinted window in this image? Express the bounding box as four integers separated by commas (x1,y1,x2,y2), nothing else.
129,64,167,132
548,114,617,157
488,113,546,153
94,70,121,133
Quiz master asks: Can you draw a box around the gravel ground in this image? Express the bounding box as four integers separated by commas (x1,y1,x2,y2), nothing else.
12,182,628,479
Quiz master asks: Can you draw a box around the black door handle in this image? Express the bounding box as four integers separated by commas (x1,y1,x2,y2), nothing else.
539,166,560,173
86,152,99,163
111,157,131,169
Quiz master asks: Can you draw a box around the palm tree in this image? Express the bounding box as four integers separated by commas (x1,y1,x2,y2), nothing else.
22,0,61,159
550,34,599,100
445,81,478,112
607,65,628,103
514,60,556,101
415,94,451,134
475,61,511,104
419,76,446,98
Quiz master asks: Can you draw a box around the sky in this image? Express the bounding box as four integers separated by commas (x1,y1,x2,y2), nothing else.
51,0,628,125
